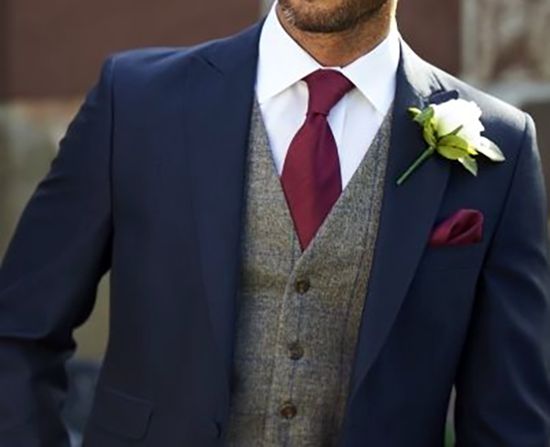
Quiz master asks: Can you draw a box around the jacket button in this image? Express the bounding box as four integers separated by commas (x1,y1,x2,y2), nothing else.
280,401,298,419
288,341,304,360
295,278,310,294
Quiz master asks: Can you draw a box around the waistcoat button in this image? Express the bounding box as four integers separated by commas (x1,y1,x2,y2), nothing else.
288,341,304,360
295,278,311,294
280,401,298,419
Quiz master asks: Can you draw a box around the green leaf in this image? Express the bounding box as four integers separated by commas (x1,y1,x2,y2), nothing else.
458,155,478,176
439,134,470,151
408,107,422,119
445,424,456,447
447,124,464,137
413,106,434,126
437,134,471,160
438,144,469,161
423,121,438,147
477,137,506,162
439,134,478,156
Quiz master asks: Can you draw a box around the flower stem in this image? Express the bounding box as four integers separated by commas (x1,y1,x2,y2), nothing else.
396,147,436,186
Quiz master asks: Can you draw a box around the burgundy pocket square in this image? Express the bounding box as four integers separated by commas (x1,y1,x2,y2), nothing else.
429,209,484,247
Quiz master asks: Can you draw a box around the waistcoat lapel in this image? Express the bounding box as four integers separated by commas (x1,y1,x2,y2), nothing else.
349,41,457,399
183,23,261,385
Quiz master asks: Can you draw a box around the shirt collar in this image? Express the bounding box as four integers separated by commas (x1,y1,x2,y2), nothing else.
256,3,401,114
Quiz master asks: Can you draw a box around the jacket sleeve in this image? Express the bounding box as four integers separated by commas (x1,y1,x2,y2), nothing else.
455,114,550,446
0,57,115,446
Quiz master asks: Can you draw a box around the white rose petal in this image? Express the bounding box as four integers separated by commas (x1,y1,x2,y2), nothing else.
478,136,506,162
432,99,485,148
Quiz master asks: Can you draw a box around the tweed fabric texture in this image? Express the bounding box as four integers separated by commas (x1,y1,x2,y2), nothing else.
226,100,392,447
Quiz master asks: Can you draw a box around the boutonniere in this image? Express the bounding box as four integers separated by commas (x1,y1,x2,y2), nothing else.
397,98,505,186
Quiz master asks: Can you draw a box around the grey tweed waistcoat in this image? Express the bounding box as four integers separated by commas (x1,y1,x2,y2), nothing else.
226,101,392,447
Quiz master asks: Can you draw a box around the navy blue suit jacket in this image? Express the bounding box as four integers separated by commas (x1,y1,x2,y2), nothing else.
1,21,550,447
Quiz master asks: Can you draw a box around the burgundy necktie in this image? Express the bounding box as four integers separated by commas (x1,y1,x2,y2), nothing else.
281,69,355,250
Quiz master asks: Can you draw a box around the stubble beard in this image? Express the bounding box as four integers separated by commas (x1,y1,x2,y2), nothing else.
278,0,390,34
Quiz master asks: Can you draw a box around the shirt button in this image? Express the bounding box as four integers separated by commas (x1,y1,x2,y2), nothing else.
288,341,304,360
280,401,298,419
295,278,311,294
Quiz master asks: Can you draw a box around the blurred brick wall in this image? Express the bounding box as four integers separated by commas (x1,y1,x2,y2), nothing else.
462,0,550,211
1,0,259,100
398,0,461,75
0,1,8,99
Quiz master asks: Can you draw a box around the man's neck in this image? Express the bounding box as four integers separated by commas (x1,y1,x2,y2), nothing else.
275,2,396,68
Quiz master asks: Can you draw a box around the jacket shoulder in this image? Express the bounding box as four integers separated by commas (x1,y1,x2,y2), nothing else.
104,45,198,82
102,21,262,84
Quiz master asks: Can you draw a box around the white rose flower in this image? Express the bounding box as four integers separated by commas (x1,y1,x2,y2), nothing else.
397,98,506,185
431,99,485,148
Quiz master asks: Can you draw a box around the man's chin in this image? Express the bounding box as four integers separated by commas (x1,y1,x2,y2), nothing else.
277,0,387,34
277,1,353,34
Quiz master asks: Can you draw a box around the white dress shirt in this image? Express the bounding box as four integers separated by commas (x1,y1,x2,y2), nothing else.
256,5,401,188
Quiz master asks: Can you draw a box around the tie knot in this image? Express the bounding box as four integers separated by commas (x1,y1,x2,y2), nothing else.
304,69,355,116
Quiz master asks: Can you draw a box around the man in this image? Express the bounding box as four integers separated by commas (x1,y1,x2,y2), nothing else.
0,0,549,445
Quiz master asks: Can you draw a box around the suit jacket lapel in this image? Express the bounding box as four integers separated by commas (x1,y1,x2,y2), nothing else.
183,24,262,384
349,41,457,398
